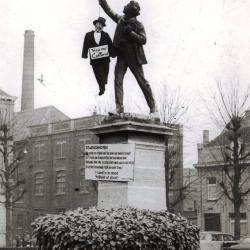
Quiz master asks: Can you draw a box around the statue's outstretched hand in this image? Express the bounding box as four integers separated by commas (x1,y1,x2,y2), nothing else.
98,0,120,23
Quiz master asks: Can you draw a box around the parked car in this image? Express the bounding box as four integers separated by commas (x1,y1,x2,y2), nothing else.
229,237,250,249
200,231,238,250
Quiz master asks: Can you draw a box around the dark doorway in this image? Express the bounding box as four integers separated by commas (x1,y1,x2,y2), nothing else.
204,213,221,231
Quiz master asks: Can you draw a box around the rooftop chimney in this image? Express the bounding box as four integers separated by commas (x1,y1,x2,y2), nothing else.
203,130,209,144
21,30,35,111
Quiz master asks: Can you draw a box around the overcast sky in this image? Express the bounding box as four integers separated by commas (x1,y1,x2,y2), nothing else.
1,0,250,167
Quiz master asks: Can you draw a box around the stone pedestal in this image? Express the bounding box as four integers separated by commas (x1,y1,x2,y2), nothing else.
90,114,173,211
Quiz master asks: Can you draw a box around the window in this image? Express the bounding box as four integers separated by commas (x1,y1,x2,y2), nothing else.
79,168,89,193
16,214,23,229
207,177,217,200
223,234,234,241
34,172,44,196
15,173,25,202
34,143,45,161
212,234,223,241
230,220,248,236
204,213,221,231
56,170,66,195
229,213,248,236
55,141,67,159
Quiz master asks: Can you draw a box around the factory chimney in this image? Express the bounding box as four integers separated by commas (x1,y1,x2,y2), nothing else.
21,30,35,111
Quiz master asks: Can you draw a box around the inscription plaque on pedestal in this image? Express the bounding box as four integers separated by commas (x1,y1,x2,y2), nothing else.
85,144,135,181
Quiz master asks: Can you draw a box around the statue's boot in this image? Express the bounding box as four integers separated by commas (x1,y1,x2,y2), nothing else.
108,105,124,116
149,106,160,119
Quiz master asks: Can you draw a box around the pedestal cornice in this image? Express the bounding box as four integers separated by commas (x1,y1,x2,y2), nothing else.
90,115,174,137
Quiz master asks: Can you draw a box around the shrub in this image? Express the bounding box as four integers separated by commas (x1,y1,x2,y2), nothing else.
32,207,199,250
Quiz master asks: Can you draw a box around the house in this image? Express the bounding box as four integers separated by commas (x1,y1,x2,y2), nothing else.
194,114,250,236
0,89,73,245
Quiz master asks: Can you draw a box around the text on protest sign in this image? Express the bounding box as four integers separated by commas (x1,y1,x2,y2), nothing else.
89,45,109,60
85,144,135,182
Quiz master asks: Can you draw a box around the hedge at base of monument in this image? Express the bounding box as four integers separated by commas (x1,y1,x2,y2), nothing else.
32,207,199,250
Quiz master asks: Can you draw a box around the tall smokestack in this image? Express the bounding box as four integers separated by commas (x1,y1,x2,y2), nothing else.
21,30,35,111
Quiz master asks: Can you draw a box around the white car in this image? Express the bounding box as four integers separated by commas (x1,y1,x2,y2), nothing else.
229,237,250,249
200,231,237,250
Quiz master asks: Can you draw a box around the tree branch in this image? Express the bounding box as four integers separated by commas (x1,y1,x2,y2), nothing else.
222,164,234,183
12,189,26,204
219,182,233,202
241,186,250,197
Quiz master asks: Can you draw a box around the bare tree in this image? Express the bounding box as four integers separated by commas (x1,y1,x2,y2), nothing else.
205,79,250,239
0,109,26,246
88,94,114,115
157,85,191,212
158,85,188,124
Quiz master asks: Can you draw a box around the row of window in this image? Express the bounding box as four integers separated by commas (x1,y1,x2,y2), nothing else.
34,169,89,195
34,138,90,161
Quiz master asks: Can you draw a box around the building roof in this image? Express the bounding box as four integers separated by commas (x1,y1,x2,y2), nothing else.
14,106,70,141
196,110,250,167
0,88,16,101
0,89,11,97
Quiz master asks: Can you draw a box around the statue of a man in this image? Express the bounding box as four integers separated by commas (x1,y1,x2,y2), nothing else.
99,0,158,116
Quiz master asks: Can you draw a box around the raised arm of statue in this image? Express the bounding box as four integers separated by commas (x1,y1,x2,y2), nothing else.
99,0,121,23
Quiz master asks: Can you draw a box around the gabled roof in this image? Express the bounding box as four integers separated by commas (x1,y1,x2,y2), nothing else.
0,88,16,100
14,106,70,141
205,110,250,147
196,110,250,166
0,89,11,97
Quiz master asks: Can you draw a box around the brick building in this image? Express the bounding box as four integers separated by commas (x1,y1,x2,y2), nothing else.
8,106,68,243
0,89,103,243
12,114,104,239
195,113,250,236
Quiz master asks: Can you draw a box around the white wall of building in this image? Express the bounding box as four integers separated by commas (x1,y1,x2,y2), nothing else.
0,90,16,246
